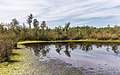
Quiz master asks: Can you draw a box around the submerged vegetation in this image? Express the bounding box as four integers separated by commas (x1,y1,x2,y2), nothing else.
0,13,120,62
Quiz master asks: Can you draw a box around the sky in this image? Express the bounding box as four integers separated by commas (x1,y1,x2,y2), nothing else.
0,0,120,28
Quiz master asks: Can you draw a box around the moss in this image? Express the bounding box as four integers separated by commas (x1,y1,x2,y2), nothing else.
17,40,120,45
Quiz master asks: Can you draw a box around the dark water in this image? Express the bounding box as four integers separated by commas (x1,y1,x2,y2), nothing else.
24,42,120,75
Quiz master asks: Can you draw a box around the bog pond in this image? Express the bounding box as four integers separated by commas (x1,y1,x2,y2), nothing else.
23,42,120,75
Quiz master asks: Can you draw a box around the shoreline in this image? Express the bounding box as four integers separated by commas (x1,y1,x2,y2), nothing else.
17,40,120,45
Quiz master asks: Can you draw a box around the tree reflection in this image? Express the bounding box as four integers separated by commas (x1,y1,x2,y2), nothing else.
112,46,119,55
79,43,93,52
24,42,120,58
55,43,63,55
64,44,71,57
69,43,77,50
25,43,50,57
106,46,110,52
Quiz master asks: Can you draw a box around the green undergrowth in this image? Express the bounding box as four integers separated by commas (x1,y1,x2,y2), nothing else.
0,45,32,75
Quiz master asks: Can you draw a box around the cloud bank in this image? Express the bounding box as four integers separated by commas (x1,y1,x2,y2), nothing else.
0,0,120,27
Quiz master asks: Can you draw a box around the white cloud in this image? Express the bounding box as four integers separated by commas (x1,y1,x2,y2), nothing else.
0,0,120,27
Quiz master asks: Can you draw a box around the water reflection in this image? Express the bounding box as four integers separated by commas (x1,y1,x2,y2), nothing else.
112,46,119,55
29,43,50,57
24,42,120,58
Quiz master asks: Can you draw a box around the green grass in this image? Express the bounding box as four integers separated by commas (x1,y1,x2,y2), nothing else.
17,40,120,45
0,45,32,75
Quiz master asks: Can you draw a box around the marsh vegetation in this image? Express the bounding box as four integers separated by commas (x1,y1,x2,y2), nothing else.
0,14,120,75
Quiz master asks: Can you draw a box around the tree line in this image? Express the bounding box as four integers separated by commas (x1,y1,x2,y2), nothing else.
0,14,120,41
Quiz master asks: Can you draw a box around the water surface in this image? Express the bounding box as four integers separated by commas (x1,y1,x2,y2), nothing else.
24,42,120,75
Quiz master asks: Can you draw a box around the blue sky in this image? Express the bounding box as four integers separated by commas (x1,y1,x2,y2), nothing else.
0,0,120,28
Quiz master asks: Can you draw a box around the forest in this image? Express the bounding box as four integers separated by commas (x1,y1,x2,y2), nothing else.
0,13,120,62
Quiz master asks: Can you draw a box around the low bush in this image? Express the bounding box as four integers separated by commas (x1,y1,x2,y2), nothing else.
0,37,17,62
